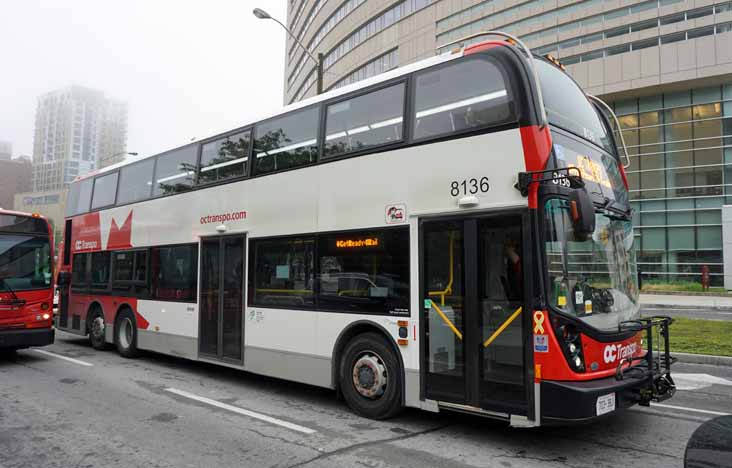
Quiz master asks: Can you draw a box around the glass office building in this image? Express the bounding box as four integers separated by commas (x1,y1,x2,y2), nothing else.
612,85,732,285
285,0,732,285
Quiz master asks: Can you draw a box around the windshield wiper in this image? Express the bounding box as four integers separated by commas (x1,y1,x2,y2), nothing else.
600,196,631,221
0,277,24,305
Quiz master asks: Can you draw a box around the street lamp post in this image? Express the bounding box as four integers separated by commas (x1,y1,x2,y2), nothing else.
253,7,324,95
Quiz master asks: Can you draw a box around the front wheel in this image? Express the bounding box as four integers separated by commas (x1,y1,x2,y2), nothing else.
115,309,140,358
339,332,403,420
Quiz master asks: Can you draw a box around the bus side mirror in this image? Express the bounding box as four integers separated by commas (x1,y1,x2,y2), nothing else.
57,271,71,286
569,189,595,241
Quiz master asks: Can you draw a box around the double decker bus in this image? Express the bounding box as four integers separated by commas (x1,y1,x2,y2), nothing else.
57,32,674,425
0,209,55,352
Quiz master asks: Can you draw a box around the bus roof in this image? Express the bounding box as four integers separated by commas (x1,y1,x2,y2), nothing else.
0,208,49,222
74,49,464,182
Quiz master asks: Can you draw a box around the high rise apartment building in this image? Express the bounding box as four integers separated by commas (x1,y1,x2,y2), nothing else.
31,86,128,192
284,0,732,285
0,140,11,160
0,157,31,210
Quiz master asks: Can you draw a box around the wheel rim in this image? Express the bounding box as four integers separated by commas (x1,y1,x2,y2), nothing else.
352,351,387,399
119,318,133,349
91,316,105,343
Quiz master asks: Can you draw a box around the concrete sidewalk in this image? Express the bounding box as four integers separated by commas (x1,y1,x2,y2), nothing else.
641,293,732,311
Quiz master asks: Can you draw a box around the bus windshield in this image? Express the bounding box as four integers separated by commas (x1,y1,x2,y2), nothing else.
535,58,614,154
544,198,639,332
0,234,52,292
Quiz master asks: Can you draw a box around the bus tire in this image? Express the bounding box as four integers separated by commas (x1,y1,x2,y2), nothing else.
114,309,140,358
339,332,403,420
88,307,108,350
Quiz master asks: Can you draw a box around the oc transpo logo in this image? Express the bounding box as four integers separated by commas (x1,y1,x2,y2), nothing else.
603,342,639,364
75,239,98,251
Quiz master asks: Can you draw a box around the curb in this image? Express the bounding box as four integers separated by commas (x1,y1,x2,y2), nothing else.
641,303,732,312
674,352,732,367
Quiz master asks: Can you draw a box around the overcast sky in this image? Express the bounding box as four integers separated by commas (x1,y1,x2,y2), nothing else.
1,0,288,159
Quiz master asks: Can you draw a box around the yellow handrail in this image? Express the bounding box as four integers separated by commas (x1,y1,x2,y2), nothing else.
429,299,463,341
426,231,455,306
482,307,523,348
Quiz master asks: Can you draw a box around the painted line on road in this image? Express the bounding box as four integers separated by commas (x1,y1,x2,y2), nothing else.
32,349,93,367
164,387,316,434
653,403,729,416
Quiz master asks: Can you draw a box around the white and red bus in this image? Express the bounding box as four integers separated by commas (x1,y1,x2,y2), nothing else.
0,209,55,351
57,33,675,425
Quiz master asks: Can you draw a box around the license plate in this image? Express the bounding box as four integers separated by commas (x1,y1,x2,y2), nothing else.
596,393,616,416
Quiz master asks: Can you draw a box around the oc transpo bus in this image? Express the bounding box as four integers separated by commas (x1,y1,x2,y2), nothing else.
56,32,675,426
0,209,55,351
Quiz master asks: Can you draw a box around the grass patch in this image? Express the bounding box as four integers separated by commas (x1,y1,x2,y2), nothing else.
669,317,732,356
641,280,727,294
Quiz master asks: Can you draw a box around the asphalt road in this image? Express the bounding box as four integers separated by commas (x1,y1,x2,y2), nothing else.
1,331,731,468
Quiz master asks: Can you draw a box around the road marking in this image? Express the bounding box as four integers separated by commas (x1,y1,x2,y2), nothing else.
165,387,316,434
32,349,93,367
672,373,732,391
652,403,729,416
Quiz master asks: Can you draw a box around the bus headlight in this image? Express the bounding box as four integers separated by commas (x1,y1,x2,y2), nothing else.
574,355,582,368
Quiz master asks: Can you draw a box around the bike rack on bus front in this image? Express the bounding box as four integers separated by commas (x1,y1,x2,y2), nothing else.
617,316,677,405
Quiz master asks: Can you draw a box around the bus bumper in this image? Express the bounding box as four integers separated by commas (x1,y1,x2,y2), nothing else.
0,328,55,349
540,374,656,425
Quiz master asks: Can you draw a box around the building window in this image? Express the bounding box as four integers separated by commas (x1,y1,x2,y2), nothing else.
317,228,409,315
253,107,319,174
151,245,198,302
251,236,315,307
324,83,405,158
199,130,251,184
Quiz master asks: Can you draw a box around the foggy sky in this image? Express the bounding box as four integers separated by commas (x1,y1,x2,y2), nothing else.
1,0,288,160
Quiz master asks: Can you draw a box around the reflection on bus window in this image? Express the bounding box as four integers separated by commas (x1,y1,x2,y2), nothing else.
199,130,251,184
0,235,51,291
252,237,315,307
153,147,198,196
254,107,319,175
117,158,155,205
413,58,514,140
90,252,110,289
317,228,409,314
91,172,119,210
151,245,198,301
324,83,405,158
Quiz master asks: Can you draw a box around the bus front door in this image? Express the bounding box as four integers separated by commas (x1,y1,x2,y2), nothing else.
199,235,245,363
422,215,529,416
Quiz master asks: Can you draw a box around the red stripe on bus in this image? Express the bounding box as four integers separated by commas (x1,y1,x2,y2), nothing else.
519,125,553,209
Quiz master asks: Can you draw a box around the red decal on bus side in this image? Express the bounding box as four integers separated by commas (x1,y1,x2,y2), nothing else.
71,212,102,253
134,309,150,330
108,210,133,250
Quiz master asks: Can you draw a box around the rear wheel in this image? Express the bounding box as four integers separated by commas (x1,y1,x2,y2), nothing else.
88,307,108,350
114,309,140,358
339,332,403,420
